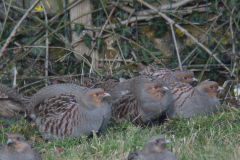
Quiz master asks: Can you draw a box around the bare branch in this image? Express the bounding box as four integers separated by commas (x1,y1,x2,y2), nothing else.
0,0,41,58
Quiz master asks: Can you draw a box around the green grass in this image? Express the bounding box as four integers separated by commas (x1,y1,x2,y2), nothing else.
1,105,240,160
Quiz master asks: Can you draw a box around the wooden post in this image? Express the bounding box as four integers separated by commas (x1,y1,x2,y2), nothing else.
69,0,99,70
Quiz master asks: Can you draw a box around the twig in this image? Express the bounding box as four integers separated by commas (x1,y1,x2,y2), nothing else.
26,60,72,83
230,6,236,76
170,24,182,70
0,10,26,29
137,0,235,77
41,1,49,86
99,0,131,76
111,0,196,16
50,0,84,22
0,0,40,58
0,0,12,40
97,1,119,39
179,12,223,68
125,8,135,27
213,20,229,32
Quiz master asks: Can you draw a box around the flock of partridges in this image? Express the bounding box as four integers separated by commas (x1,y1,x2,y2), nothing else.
0,63,224,160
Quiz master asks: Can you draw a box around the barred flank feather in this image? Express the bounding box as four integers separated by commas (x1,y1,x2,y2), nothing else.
169,81,222,118
139,63,197,84
28,83,111,140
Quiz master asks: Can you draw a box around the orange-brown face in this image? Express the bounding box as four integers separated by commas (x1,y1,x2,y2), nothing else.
199,83,220,98
6,134,25,151
144,84,168,99
85,89,110,106
176,73,196,83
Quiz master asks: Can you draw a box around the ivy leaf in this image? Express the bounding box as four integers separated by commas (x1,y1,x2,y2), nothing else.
84,34,92,49
197,48,207,59
115,22,122,28
145,39,154,48
148,19,155,26
96,38,103,50
221,11,228,20
133,1,141,9
140,34,147,46
189,11,200,22
115,9,129,20
120,41,132,57
139,49,148,59
75,24,84,37
118,26,131,36
147,46,162,56
154,18,168,38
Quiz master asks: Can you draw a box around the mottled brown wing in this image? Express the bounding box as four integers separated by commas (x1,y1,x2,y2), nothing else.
35,93,82,138
140,65,172,82
112,93,143,124
169,82,195,108
97,78,119,92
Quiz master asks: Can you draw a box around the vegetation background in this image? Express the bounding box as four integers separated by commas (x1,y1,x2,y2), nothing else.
0,0,239,159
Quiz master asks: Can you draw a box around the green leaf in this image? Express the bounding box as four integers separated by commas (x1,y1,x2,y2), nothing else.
189,11,200,22
118,26,131,37
120,41,132,57
147,46,162,56
221,11,228,20
154,18,168,38
75,24,84,37
139,49,148,59
197,48,207,59
115,9,129,20
140,34,147,46
96,38,103,50
115,22,122,28
133,1,141,9
84,34,92,49
148,20,155,26
145,39,154,48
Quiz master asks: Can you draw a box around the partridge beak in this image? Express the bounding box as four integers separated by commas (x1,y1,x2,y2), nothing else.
165,139,171,144
192,77,198,82
7,138,13,144
103,92,111,97
163,86,169,91
217,86,224,91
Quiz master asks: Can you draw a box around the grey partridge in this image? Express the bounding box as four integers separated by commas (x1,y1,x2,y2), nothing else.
95,76,174,124
28,83,111,139
128,136,178,160
169,80,224,118
0,133,42,160
0,83,28,118
139,63,198,84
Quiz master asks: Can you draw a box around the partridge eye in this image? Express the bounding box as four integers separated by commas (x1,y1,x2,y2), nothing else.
17,137,20,141
154,86,158,89
95,93,100,96
184,77,188,80
210,86,213,89
156,139,160,143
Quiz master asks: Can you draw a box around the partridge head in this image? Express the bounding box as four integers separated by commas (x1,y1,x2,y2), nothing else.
139,63,198,85
28,83,111,139
128,136,178,160
96,77,174,124
0,133,42,160
169,80,224,118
